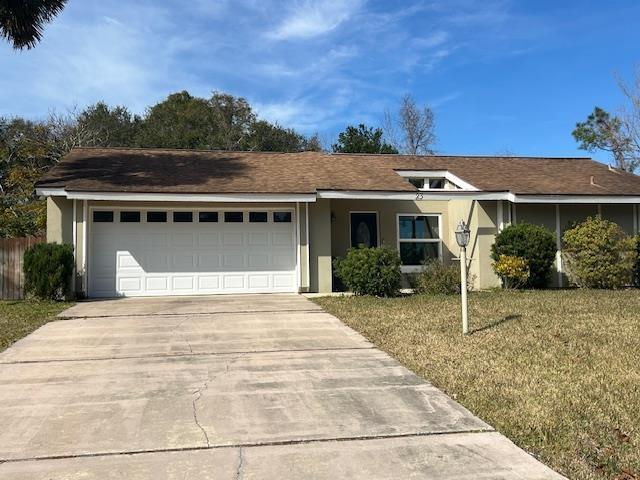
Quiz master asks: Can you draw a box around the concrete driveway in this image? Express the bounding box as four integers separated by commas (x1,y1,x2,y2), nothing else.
0,295,563,479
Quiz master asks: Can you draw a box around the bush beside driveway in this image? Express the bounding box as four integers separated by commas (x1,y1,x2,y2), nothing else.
0,300,73,352
314,290,640,480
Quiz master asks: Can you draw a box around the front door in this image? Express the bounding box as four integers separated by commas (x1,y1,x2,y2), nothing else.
350,212,378,248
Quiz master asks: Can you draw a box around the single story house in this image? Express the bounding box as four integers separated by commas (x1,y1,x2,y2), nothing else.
36,147,640,297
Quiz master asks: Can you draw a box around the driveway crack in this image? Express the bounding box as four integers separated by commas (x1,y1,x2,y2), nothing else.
236,447,245,480
191,354,246,449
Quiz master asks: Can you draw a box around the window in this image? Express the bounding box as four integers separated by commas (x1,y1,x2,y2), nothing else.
249,211,268,223
273,211,292,223
409,178,425,189
93,211,113,223
408,177,445,190
173,211,193,223
199,212,218,223
225,211,244,223
397,215,441,267
428,178,445,189
147,211,167,223
120,211,140,223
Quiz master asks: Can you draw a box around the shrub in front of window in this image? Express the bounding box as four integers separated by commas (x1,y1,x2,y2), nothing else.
562,216,636,289
492,254,530,289
333,246,401,297
490,223,556,288
413,260,467,295
23,243,74,300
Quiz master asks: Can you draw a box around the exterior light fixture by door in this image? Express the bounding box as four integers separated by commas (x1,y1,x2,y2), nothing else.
455,220,471,334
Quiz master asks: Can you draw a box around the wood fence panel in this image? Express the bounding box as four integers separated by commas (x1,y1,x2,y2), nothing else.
0,236,45,300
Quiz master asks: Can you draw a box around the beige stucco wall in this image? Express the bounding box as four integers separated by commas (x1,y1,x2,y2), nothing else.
329,199,452,261
308,198,332,293
448,199,500,290
46,196,73,244
46,196,640,295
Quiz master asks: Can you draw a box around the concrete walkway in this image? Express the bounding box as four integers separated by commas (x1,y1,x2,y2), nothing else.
0,295,563,479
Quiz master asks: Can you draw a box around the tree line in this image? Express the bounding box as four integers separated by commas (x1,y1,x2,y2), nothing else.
0,90,435,238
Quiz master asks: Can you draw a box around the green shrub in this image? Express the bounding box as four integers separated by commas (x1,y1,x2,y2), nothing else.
491,223,556,288
414,260,464,295
492,254,530,289
333,246,401,296
23,243,74,300
562,216,636,289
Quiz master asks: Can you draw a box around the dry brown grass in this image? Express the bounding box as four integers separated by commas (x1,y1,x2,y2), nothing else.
0,300,72,352
314,290,640,480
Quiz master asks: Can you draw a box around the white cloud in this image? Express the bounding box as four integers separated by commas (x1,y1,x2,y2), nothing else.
411,31,449,49
268,0,365,40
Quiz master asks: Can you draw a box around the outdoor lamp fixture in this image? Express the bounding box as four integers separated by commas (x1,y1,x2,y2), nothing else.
455,220,471,335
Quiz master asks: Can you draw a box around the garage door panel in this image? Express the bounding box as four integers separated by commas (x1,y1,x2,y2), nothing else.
144,253,170,270
172,276,195,291
172,233,195,247
222,232,244,246
223,254,246,268
198,275,221,291
198,254,220,269
145,276,169,292
146,234,169,248
198,233,219,247
248,232,269,246
248,274,270,289
272,232,293,246
223,275,245,290
172,254,195,269
248,254,269,268
118,277,142,293
89,209,296,296
273,273,295,288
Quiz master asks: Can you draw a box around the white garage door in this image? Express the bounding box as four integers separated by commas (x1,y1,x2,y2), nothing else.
89,208,297,297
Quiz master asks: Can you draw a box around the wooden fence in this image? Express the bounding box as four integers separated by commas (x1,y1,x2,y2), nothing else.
0,236,45,300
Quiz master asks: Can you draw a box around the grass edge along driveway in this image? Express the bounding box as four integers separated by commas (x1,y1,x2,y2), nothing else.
0,300,73,352
314,290,640,480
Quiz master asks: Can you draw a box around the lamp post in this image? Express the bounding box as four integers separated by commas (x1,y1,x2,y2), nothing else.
455,220,471,335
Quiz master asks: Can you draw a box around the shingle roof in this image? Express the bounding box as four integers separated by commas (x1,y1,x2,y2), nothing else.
36,147,640,196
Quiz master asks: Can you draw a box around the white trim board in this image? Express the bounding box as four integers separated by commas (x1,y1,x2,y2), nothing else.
35,188,316,203
37,187,640,204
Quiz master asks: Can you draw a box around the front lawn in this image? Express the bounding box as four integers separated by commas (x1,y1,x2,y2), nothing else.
0,300,73,352
314,290,640,480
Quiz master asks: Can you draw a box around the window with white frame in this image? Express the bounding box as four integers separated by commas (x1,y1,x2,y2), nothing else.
397,214,441,267
408,177,446,190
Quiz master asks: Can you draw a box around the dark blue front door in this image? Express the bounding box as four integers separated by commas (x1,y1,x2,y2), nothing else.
350,212,378,248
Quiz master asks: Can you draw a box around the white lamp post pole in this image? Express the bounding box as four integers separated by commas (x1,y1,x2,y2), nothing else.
455,220,471,335
460,244,469,334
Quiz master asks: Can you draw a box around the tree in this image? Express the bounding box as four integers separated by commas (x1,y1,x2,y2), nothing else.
384,94,435,155
572,107,637,172
75,102,141,147
1,0,67,49
332,124,398,154
135,91,218,149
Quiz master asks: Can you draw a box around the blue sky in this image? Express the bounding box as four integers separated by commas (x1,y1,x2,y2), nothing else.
1,0,639,163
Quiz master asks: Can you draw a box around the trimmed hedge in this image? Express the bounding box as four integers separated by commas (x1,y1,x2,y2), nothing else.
562,216,636,289
334,246,401,297
490,223,556,288
23,243,74,300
